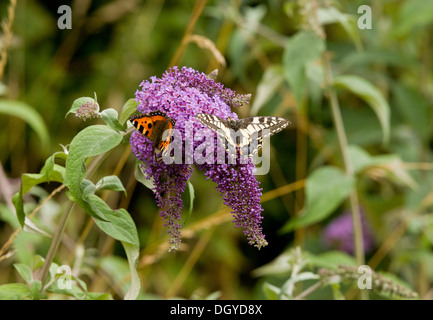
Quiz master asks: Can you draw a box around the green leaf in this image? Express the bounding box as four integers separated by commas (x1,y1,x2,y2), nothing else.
73,277,88,295
340,49,419,71
47,279,86,300
347,145,375,174
13,264,33,284
348,145,417,189
29,280,43,300
250,65,284,116
48,261,60,281
119,99,138,125
99,256,143,299
85,292,113,300
81,179,96,196
333,75,390,145
66,96,98,117
134,161,155,190
45,264,86,299
13,163,65,226
392,82,432,142
262,282,280,300
307,251,357,270
283,31,325,107
330,283,345,300
122,242,141,300
348,145,398,173
99,256,130,282
0,99,50,152
92,197,139,248
53,272,88,294
89,195,140,300
19,165,64,195
79,179,108,220
228,30,248,78
281,166,355,232
64,125,123,221
12,193,25,227
32,255,45,271
95,175,126,194
252,251,293,277
204,291,222,300
0,283,31,300
395,0,433,36
40,153,66,183
0,81,7,95
0,204,19,229
100,108,125,132
317,6,362,51
290,271,320,283
24,166,65,196
46,261,112,300
184,181,195,224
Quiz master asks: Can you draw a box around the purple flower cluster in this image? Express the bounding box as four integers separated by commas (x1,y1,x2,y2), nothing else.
130,66,267,251
199,163,267,249
322,208,374,255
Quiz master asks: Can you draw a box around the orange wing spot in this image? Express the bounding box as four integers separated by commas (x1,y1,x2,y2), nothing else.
131,112,176,156
159,126,173,154
133,118,150,127
131,115,154,137
149,115,168,122
159,140,169,150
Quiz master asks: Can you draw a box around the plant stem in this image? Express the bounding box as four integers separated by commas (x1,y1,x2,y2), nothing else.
294,100,308,247
169,0,208,67
323,53,367,299
39,201,74,289
165,228,214,298
0,0,17,80
38,152,107,292
294,280,323,300
0,184,65,262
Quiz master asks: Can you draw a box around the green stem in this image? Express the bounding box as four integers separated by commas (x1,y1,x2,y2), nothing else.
38,153,108,292
294,280,323,300
323,53,367,299
39,201,74,289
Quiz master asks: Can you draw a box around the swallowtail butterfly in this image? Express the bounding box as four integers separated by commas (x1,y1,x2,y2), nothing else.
196,113,290,158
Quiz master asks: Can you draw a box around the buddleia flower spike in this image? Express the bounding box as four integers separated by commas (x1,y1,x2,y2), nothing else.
130,66,273,251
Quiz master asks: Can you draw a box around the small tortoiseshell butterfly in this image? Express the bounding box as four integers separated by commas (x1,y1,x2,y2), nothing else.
129,111,175,156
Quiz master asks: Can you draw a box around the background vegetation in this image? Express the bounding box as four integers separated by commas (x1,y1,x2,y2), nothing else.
0,0,432,300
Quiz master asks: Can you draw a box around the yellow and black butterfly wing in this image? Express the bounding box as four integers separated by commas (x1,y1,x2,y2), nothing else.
196,113,290,158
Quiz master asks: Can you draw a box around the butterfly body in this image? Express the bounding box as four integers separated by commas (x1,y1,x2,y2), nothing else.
196,113,290,157
130,111,175,155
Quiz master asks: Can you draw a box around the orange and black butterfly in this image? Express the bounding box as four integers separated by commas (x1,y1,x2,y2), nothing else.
129,111,175,156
